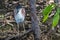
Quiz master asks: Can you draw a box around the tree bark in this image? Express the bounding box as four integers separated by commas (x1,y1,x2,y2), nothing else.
29,0,41,40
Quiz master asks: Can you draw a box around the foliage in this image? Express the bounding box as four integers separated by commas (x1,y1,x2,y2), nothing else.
42,3,55,22
42,3,60,30
52,7,60,30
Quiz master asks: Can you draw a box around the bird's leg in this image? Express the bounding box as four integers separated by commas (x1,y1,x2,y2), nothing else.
19,23,23,32
17,23,20,33
19,22,26,33
22,23,26,33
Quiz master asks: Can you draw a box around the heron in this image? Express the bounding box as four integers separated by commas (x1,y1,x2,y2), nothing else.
14,3,26,32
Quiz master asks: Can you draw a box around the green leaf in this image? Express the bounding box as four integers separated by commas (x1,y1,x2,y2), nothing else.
42,4,55,22
42,15,48,22
52,7,60,30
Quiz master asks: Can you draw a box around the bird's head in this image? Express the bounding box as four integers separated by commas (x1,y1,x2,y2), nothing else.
15,3,25,16
16,4,22,9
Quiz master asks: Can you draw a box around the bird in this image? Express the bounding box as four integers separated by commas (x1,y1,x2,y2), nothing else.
14,4,26,24
14,3,26,32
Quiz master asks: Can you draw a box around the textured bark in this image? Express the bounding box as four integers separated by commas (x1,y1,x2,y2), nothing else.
29,0,41,40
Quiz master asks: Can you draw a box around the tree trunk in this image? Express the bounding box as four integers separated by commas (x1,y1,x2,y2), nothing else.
29,0,41,40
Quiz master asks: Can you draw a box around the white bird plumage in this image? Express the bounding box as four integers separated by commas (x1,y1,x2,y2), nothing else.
14,5,25,24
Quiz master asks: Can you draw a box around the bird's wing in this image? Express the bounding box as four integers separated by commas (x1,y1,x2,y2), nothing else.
21,8,26,16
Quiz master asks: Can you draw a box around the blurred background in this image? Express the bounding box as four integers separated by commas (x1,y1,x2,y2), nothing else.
0,0,60,40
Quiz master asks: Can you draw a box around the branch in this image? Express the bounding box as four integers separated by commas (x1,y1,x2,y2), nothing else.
29,0,41,40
